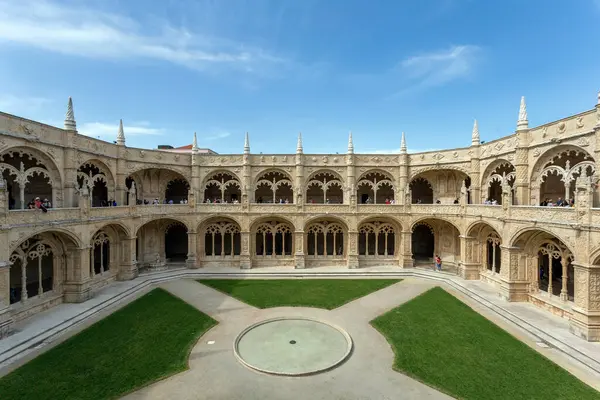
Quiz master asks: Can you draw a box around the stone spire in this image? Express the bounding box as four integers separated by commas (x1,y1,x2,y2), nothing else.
517,96,528,130
244,132,250,154
400,132,407,154
471,119,480,145
347,131,354,154
192,132,199,153
597,89,600,106
296,132,303,153
64,97,77,131
116,119,125,146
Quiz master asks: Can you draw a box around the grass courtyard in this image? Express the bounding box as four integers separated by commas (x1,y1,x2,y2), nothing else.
0,288,217,400
197,278,402,309
371,287,599,400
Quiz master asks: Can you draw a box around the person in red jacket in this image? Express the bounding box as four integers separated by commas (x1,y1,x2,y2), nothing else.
34,197,48,213
434,255,442,271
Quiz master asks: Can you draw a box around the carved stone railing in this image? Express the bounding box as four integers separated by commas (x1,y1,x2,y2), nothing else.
6,208,81,225
249,204,296,214
196,203,243,214
89,206,131,218
409,204,462,216
510,205,577,224
304,204,350,214
465,204,503,218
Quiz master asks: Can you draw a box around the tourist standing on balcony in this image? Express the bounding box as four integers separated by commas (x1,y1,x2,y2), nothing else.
434,255,442,271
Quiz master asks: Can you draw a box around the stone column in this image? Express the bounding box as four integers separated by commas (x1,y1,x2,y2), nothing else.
294,231,305,269
0,259,13,338
347,230,359,269
497,245,528,301
186,230,198,268
63,247,93,303
593,97,600,207
514,141,530,205
240,231,251,269
398,151,408,205
400,230,413,268
569,262,600,341
458,235,479,279
118,237,138,280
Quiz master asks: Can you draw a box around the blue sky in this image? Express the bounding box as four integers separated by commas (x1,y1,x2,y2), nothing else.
0,0,599,154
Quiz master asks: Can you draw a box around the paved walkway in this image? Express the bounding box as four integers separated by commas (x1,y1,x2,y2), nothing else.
125,278,451,400
1,266,599,398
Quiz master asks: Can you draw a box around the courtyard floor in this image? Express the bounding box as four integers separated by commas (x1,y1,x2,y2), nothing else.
1,266,600,399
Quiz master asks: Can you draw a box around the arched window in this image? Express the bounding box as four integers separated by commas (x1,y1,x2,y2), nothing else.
254,171,293,204
90,231,110,276
204,221,242,257
255,221,293,256
359,222,395,257
357,171,394,204
306,221,345,257
9,237,54,304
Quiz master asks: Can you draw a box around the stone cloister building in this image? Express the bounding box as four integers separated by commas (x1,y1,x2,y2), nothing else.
1,93,600,342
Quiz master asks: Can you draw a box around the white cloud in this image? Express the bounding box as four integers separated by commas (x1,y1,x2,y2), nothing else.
0,94,52,114
0,0,284,73
395,45,482,93
204,131,232,141
79,122,164,139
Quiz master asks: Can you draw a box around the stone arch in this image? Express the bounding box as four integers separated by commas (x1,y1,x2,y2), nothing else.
135,217,190,267
127,168,190,204
410,168,471,205
530,144,595,206
357,218,400,263
198,216,242,264
411,218,461,270
8,230,79,308
254,168,294,204
77,160,115,207
481,159,516,205
93,221,132,239
252,216,295,260
202,170,242,203
304,217,347,265
511,228,575,303
356,169,395,204
305,169,344,204
0,146,63,209
409,177,433,204
466,222,503,275
88,223,128,279
409,164,470,181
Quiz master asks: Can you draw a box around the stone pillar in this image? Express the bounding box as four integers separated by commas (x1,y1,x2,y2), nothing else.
63,247,93,303
400,230,413,268
497,245,528,301
514,140,530,205
118,237,138,280
570,262,600,342
469,148,481,205
295,151,304,207
240,231,251,269
186,230,198,268
347,230,359,268
63,146,78,208
398,152,408,205
458,235,479,279
593,96,600,207
242,153,252,205
0,259,13,338
294,231,305,269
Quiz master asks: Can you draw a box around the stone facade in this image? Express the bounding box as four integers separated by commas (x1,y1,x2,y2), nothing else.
1,93,600,341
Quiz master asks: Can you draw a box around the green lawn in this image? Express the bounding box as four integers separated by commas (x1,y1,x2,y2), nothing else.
198,278,401,309
371,287,599,400
0,288,217,400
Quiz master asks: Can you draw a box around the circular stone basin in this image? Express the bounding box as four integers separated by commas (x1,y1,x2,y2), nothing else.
234,317,353,376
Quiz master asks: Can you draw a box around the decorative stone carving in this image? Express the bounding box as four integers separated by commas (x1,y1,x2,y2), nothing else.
557,122,566,134
576,116,584,129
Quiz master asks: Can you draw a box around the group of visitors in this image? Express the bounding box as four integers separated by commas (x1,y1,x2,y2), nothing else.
27,197,51,212
205,198,239,204
99,199,117,207
483,198,499,205
539,197,574,207
256,197,290,204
